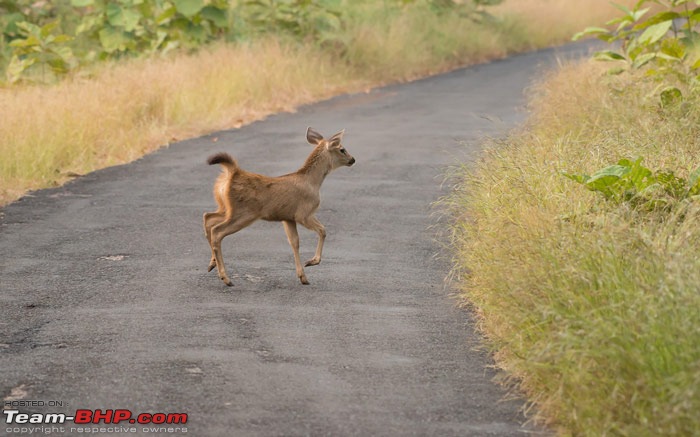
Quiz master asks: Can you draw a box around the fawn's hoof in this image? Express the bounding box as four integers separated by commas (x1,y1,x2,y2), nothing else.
305,258,320,267
221,276,232,286
299,275,309,285
208,261,217,272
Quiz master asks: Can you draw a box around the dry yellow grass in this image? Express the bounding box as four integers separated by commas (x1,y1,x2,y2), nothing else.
0,40,360,204
498,0,638,46
444,59,700,434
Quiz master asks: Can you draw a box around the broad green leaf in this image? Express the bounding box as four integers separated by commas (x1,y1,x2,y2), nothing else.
16,21,40,36
589,164,631,180
156,6,177,25
632,52,656,69
633,7,651,22
607,66,626,75
40,21,60,39
595,50,626,61
655,170,686,198
53,34,74,44
627,157,654,190
182,23,207,42
573,26,609,41
200,6,228,28
585,164,631,197
2,13,25,35
173,0,205,18
688,167,700,195
6,55,35,83
660,38,686,60
612,2,634,17
9,35,40,48
586,175,623,198
660,87,683,107
99,26,131,52
632,11,680,29
106,4,142,31
562,171,590,184
638,19,673,45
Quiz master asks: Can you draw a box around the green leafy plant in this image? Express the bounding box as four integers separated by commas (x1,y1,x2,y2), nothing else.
73,0,230,58
398,0,503,21
574,0,700,83
238,0,342,42
563,157,700,210
6,20,76,83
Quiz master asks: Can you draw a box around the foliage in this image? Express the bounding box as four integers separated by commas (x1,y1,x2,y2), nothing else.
0,0,503,83
563,157,700,210
574,0,700,81
72,0,230,58
237,0,342,42
6,20,76,83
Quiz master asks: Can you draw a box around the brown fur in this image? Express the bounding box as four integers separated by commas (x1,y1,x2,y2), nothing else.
203,127,355,286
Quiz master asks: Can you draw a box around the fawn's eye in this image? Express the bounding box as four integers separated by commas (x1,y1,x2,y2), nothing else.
339,148,347,155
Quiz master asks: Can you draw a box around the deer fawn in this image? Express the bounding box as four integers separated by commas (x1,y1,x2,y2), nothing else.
204,127,355,286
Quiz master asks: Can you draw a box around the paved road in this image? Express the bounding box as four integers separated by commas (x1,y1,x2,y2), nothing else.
1,43,593,436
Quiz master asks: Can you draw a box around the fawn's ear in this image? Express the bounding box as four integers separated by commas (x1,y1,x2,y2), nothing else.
306,127,324,145
327,129,345,148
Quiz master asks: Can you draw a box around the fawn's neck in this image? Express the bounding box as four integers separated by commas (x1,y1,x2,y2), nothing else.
297,147,332,187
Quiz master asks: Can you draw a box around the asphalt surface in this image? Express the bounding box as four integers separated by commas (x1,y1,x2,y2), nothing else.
1,43,595,436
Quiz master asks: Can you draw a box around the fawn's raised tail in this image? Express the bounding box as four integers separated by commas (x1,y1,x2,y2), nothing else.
207,152,239,174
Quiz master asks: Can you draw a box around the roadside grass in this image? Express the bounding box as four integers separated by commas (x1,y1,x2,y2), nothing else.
0,1,628,206
494,0,637,48
443,60,700,435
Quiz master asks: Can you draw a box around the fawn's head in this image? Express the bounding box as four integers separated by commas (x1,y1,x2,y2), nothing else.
306,127,355,169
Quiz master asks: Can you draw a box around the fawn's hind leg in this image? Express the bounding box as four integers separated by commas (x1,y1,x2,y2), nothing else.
211,213,257,286
204,211,225,272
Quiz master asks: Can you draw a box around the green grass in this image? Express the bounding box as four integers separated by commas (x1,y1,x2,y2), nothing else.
443,60,700,435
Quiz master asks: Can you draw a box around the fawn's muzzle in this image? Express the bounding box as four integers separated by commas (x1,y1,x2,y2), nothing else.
348,158,356,166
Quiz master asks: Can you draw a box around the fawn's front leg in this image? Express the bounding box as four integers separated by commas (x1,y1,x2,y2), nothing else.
283,220,309,285
300,215,326,267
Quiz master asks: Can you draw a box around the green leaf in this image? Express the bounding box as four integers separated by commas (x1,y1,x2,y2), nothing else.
71,0,94,6
632,11,680,30
689,167,700,196
585,164,631,197
595,50,626,61
156,6,177,25
632,52,656,69
99,26,131,52
9,36,39,48
660,87,683,107
106,4,142,32
638,19,673,45
562,171,590,184
607,66,627,75
573,26,609,41
200,5,228,28
173,0,205,18
39,21,60,39
5,54,34,83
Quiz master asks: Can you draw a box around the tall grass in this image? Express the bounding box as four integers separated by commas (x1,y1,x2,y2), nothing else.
444,60,700,435
0,0,627,205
